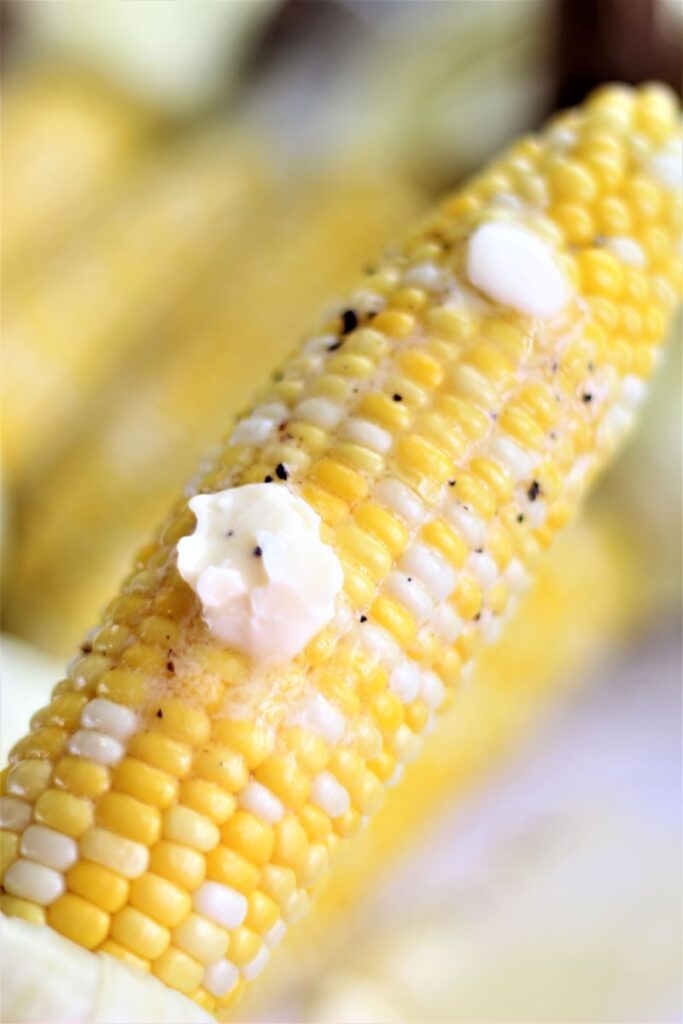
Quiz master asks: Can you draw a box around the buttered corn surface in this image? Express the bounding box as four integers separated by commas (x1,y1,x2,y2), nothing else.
1,84,681,1018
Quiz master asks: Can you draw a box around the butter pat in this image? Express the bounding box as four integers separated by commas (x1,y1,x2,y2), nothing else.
178,485,343,663
467,221,572,318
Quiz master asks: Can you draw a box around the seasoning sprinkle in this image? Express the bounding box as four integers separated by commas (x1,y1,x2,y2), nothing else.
528,480,541,501
341,309,358,334
275,463,288,481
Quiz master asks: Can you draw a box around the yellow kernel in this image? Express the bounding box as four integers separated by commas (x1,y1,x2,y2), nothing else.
398,349,444,389
6,760,53,801
578,249,624,296
334,808,362,839
97,792,161,846
338,524,392,579
341,560,377,608
283,728,329,774
471,456,514,504
192,745,248,792
370,691,404,733
111,905,171,960
48,893,110,950
415,412,466,460
30,694,87,732
228,925,262,968
358,391,411,431
332,441,384,476
246,890,280,934
327,352,375,379
452,573,483,620
260,865,297,910
371,309,415,338
54,754,111,799
98,668,147,707
149,841,205,891
151,699,210,747
111,758,178,809
435,649,462,688
221,812,274,867
130,872,191,928
406,701,430,735
422,518,467,567
625,176,661,220
139,616,179,649
1,894,47,925
596,195,632,235
127,733,192,779
173,913,228,966
254,756,311,810
551,202,595,244
163,806,219,853
424,305,475,340
499,405,547,450
451,472,496,518
312,458,368,503
100,939,150,972
436,395,488,440
368,748,397,783
179,779,235,825
370,595,417,647
549,157,598,203
34,788,93,838
93,624,132,657
153,946,204,995
397,433,453,485
69,653,112,692
10,727,66,763
205,845,259,895
300,482,348,526
211,720,272,769
272,817,309,874
67,860,129,913
298,803,332,843
1,830,19,882
120,644,167,673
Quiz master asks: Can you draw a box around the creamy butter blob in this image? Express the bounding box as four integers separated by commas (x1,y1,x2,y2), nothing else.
466,221,572,318
177,484,343,663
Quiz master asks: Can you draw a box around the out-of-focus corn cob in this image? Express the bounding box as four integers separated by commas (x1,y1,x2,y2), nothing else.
238,510,639,1018
2,66,153,282
1,127,265,485
1,84,680,1022
4,173,422,655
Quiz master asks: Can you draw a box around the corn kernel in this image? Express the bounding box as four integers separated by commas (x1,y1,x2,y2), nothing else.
67,860,129,913
48,893,110,950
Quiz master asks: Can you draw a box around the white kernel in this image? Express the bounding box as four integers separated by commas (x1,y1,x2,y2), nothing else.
621,374,647,406
466,551,499,591
403,262,444,290
303,334,336,356
525,499,547,529
81,699,138,741
0,796,32,831
20,826,78,872
192,881,247,929
389,662,422,703
391,725,421,764
504,557,528,594
467,221,571,317
479,611,503,645
4,859,64,905
255,402,289,422
229,417,276,446
67,729,124,766
374,478,425,526
264,919,287,948
420,670,445,711
385,572,433,622
444,502,488,548
311,772,350,818
242,945,269,981
604,236,646,267
355,623,402,667
647,139,683,190
400,544,456,602
237,781,284,824
342,418,393,453
294,397,343,430
429,603,463,643
203,959,239,998
349,289,385,315
80,828,149,879
283,889,310,924
288,692,346,744
487,436,536,481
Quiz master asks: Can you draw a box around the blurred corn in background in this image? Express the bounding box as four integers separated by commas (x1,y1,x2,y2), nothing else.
1,1,681,1021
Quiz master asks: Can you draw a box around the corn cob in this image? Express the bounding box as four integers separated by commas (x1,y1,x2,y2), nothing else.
4,173,421,655
2,66,152,283
1,127,264,485
1,84,680,1021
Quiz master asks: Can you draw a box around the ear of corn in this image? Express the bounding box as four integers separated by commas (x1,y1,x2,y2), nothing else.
1,84,681,1020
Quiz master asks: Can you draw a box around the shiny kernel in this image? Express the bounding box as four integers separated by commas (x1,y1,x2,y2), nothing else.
139,616,179,648
398,349,444,388
358,392,411,431
246,891,280,934
451,472,496,518
354,502,409,557
551,203,595,244
211,720,272,769
120,645,167,673
10,727,66,763
370,690,404,733
6,759,54,801
221,812,274,867
452,573,483,620
1,830,19,881
128,733,192,779
163,806,219,853
259,865,297,909
112,758,178,809
66,860,129,913
80,828,149,879
436,395,489,440
254,755,311,810
405,701,430,734
596,196,632,235
299,803,332,843
498,406,547,450
338,523,393,579
97,792,162,846
34,788,93,838
368,748,396,783
371,309,416,338
333,808,362,839
192,745,248,792
204,846,258,896
111,905,171,960
173,913,228,966
180,779,236,825
331,441,384,476
577,249,624,296
370,595,417,647
98,668,147,707
69,654,112,692
549,158,598,203
153,946,204,995
152,699,210,747
228,925,262,968
283,728,329,774
272,816,309,873
30,694,87,731
149,841,205,891
312,458,369,503
93,625,131,657
397,434,454,485
130,872,192,928
625,176,662,220
48,893,110,950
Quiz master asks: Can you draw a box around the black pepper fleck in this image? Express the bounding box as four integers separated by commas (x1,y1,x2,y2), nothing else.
392,393,403,402
360,615,368,623
527,480,541,501
582,392,593,403
253,546,263,557
275,463,288,481
272,371,283,382
474,612,482,622
448,479,456,487
166,661,175,673
264,475,273,483
156,709,163,719
327,340,343,351
80,642,93,654
225,529,234,537
341,309,358,334
517,513,525,523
